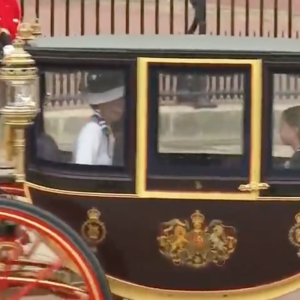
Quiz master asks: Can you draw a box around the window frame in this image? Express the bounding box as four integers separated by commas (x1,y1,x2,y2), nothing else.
136,58,263,200
26,60,137,194
260,62,300,198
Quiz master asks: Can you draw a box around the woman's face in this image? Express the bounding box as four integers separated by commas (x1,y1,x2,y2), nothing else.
99,98,124,123
280,118,299,145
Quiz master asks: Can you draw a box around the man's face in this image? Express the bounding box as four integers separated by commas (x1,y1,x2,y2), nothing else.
99,98,124,123
280,118,298,146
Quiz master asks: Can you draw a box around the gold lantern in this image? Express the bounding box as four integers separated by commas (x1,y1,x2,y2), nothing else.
0,27,39,182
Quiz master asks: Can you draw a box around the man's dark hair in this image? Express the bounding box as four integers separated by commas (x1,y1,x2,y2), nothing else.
0,30,12,52
282,105,300,139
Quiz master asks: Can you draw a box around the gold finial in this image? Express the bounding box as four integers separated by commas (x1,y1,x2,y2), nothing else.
191,210,205,225
16,22,34,43
295,213,300,224
87,208,101,220
12,38,25,49
31,18,42,37
0,37,37,81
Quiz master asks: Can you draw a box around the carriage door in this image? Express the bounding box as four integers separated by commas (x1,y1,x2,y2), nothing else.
136,58,263,201
260,62,300,199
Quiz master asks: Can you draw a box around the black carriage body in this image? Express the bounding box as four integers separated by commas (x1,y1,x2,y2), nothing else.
23,35,300,300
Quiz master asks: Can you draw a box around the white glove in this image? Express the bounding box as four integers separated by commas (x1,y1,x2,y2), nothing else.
3,45,15,56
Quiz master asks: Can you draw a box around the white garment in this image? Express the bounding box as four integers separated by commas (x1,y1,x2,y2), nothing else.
73,121,115,165
3,45,14,56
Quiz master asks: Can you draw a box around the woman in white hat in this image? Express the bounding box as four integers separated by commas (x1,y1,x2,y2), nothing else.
73,71,125,165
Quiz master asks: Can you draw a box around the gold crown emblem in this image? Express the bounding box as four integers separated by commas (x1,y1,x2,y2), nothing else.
87,208,101,220
191,210,205,225
295,213,300,223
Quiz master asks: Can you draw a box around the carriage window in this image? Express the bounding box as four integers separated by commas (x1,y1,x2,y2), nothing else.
39,69,126,166
144,63,254,185
146,63,252,193
272,73,300,169
158,69,245,157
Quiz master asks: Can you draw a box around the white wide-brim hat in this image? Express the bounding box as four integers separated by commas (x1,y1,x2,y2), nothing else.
81,86,124,105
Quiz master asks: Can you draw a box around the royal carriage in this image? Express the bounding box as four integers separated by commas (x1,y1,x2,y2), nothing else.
1,21,300,300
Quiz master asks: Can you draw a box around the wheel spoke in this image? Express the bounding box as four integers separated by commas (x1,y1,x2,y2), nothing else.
0,243,20,293
20,229,42,261
7,259,62,300
25,235,41,257
0,201,106,300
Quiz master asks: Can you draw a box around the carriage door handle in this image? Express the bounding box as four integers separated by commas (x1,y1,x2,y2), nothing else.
238,182,270,192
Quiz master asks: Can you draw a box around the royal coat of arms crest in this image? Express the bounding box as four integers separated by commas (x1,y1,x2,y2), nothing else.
81,208,106,252
289,212,300,257
157,210,237,268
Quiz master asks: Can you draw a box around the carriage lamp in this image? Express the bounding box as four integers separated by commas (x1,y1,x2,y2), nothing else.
0,30,38,182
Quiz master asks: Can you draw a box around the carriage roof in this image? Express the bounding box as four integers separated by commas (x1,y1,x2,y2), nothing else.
32,35,300,55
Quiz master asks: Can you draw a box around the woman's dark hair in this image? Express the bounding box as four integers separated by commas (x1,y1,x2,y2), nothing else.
282,105,300,139
90,104,98,111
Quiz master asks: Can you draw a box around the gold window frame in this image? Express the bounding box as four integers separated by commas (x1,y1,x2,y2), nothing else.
136,58,263,201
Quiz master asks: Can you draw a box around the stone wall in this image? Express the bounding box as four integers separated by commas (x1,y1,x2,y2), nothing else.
44,103,294,157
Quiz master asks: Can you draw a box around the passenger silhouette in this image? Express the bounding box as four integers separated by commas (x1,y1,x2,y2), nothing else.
73,72,125,166
280,105,300,169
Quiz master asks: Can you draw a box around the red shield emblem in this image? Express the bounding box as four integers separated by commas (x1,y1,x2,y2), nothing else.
193,233,204,248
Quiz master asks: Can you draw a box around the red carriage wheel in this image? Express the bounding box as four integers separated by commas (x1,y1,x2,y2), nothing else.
0,198,113,300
